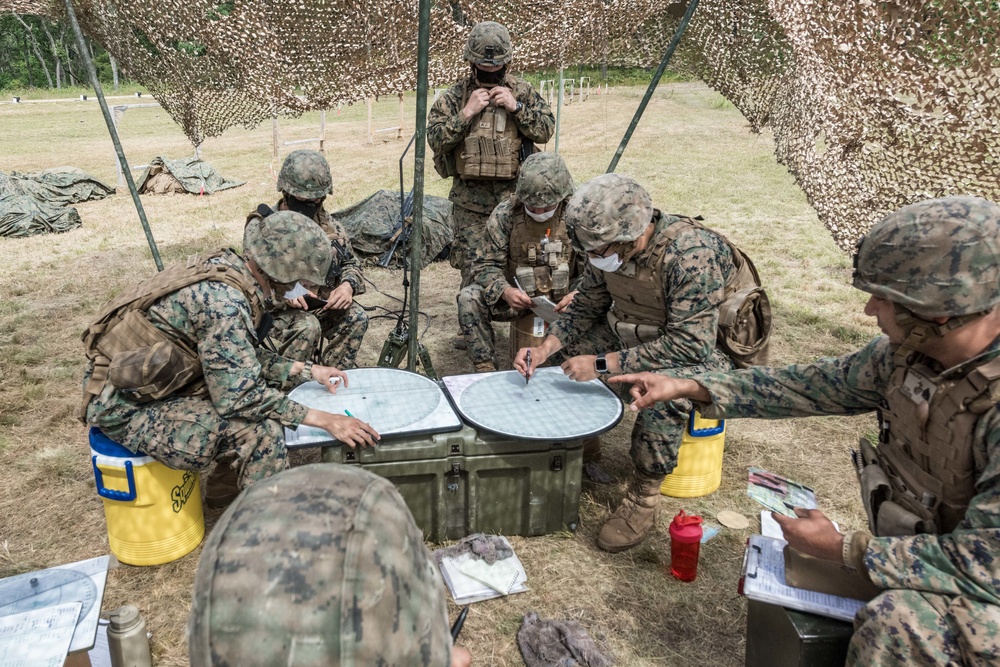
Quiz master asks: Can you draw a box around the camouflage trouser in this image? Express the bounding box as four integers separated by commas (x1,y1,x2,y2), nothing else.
569,321,734,476
848,590,1000,666
449,205,493,289
456,283,518,366
102,395,287,490
269,302,369,370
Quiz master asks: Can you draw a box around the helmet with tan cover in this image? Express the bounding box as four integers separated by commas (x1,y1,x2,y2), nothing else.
464,21,513,66
189,464,452,667
565,173,653,252
516,152,574,208
243,210,332,285
853,196,1000,319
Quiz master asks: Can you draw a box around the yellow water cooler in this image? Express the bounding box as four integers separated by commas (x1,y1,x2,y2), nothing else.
89,427,205,566
660,411,726,498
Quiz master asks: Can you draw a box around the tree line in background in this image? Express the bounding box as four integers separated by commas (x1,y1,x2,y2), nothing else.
0,13,123,92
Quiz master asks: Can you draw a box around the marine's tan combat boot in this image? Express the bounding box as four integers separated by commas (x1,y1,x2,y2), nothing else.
204,464,240,509
596,470,666,552
582,437,602,463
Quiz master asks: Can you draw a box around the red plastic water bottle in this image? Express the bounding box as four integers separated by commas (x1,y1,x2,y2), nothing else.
669,510,703,582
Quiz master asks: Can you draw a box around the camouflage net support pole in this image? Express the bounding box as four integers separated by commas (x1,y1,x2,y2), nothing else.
606,0,700,174
554,67,564,154
63,0,163,271
406,0,431,371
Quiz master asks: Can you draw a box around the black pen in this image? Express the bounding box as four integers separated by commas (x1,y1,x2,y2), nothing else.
451,606,469,640
525,350,531,385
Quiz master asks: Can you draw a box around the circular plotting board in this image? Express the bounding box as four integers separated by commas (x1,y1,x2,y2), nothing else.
286,367,461,446
446,367,623,440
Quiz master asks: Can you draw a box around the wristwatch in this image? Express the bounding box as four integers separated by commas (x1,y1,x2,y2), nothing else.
298,360,314,382
594,353,609,375
514,101,524,114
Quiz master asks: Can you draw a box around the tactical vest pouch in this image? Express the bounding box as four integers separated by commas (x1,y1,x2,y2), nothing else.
98,310,203,401
432,150,455,179
607,309,664,348
515,267,537,296
875,500,925,536
717,285,772,369
108,340,202,401
533,266,553,295
551,263,569,298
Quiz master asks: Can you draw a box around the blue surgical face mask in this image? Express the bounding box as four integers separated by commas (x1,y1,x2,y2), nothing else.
588,253,623,273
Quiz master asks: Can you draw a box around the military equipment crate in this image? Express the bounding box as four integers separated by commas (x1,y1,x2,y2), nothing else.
319,425,582,542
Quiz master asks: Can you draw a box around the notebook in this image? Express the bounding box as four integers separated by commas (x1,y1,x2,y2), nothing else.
435,537,529,605
740,534,866,622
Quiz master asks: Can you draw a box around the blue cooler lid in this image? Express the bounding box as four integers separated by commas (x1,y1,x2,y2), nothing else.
89,427,137,458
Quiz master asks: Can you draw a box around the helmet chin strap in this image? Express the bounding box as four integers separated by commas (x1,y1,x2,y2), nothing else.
892,302,981,366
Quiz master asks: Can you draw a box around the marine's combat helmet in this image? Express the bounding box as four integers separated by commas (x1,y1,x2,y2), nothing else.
853,196,1000,319
464,21,513,66
243,211,332,285
516,152,574,209
565,173,653,252
188,464,452,667
276,149,333,200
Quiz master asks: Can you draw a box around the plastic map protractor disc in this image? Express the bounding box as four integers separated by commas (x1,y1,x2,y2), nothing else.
286,367,462,447
445,368,624,440
0,568,97,623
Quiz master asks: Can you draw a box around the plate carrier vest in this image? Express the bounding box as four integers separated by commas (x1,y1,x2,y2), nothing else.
857,353,1000,536
603,212,771,367
454,77,522,181
80,250,264,419
506,202,572,300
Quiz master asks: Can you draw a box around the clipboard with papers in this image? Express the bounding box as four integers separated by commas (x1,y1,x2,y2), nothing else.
739,535,867,622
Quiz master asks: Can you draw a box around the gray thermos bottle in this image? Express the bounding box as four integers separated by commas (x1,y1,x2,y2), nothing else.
107,605,152,667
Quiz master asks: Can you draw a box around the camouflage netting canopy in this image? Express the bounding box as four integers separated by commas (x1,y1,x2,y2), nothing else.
136,156,244,195
0,167,114,237
7,0,999,250
334,189,453,269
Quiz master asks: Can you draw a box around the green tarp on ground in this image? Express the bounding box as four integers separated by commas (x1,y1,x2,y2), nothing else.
0,167,114,237
136,156,244,194
334,189,453,269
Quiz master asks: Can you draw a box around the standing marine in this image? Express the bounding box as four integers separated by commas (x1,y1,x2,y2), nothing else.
247,149,368,371
427,20,555,346
516,173,768,552
457,151,581,372
614,197,1000,665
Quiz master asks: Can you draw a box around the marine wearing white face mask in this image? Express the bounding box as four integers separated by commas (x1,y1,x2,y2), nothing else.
526,207,557,222
588,252,623,273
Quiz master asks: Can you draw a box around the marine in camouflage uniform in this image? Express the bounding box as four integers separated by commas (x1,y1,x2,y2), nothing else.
427,21,555,295
514,174,738,552
81,212,379,491
458,152,587,371
189,464,469,667
250,149,368,372
614,197,1000,665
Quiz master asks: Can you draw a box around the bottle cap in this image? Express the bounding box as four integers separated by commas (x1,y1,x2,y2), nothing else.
669,510,703,542
109,605,141,631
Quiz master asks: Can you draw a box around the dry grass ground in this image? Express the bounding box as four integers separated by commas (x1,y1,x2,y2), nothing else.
0,82,879,666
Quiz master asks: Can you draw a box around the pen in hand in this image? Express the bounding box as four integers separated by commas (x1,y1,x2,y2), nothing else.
525,350,531,385
451,606,469,640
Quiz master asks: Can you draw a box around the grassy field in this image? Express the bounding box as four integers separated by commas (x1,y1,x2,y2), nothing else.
0,81,879,666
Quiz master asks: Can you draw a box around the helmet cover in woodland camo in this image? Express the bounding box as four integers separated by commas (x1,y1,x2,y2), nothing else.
516,152,574,208
243,211,332,284
853,196,1000,318
188,464,452,667
276,149,333,200
565,173,654,251
464,21,513,66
